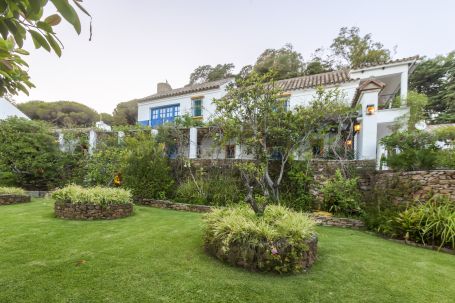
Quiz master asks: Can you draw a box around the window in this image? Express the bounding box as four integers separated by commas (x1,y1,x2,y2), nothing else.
192,98,203,117
225,145,236,159
150,104,180,127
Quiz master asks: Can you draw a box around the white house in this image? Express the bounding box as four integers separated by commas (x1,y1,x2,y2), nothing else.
0,98,29,120
137,56,419,162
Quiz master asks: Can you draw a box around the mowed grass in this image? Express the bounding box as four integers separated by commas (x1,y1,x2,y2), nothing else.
0,199,454,303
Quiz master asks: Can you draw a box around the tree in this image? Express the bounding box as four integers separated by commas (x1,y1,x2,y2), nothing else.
0,0,90,96
212,72,355,215
253,44,304,80
410,51,455,123
330,27,391,68
304,48,333,75
17,100,98,127
189,63,235,85
112,99,138,125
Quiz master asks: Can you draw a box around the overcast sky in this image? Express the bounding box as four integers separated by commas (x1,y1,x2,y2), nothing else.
14,0,455,114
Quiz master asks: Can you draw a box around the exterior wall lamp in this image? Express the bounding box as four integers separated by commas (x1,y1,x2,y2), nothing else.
354,121,361,133
366,104,375,115
345,139,353,147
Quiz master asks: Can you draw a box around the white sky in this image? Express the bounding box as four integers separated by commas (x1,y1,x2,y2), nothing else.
14,0,455,114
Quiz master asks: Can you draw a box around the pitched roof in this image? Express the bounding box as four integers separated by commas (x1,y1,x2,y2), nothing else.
138,78,232,103
353,55,420,69
275,70,355,91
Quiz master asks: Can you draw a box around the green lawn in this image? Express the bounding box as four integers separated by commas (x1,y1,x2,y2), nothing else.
0,199,454,303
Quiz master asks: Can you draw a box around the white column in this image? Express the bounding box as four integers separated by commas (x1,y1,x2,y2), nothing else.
358,90,379,160
235,144,242,159
57,131,65,152
189,127,198,159
117,131,125,145
88,129,97,155
400,71,408,105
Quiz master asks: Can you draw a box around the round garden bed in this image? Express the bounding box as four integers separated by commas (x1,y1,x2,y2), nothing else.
0,194,31,205
54,202,133,220
52,185,133,220
0,187,30,205
203,205,318,274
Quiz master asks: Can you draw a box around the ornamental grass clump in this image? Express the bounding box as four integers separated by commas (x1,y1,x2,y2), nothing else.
203,205,317,274
0,187,26,196
51,185,132,205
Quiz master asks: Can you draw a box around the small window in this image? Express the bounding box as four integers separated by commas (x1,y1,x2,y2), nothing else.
225,145,235,159
192,99,203,117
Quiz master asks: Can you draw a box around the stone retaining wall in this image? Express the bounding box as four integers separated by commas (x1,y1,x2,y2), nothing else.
137,199,212,213
54,202,133,220
311,214,365,228
374,170,455,201
0,194,31,205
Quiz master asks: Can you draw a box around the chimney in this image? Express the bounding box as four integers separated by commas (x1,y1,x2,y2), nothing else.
157,80,172,93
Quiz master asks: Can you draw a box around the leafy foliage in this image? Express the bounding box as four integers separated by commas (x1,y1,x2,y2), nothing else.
51,184,132,205
330,26,391,68
321,169,361,215
84,146,127,186
410,51,455,123
17,100,99,127
121,134,174,200
189,63,235,85
0,117,81,190
253,44,304,80
0,186,25,195
112,99,138,126
0,0,90,96
203,204,317,273
395,195,455,249
381,131,440,170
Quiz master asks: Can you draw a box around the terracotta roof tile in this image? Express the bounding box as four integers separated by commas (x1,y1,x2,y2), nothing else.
275,69,355,91
353,55,420,69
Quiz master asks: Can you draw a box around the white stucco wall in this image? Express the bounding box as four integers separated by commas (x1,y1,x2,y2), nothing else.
0,98,29,120
288,82,359,108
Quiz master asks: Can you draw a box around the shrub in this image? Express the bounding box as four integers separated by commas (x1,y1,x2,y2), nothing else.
203,205,317,274
84,147,127,186
381,131,439,170
0,117,82,190
320,169,361,215
395,195,455,249
51,185,132,205
281,160,314,211
175,175,243,206
0,186,26,195
435,150,455,169
121,135,174,200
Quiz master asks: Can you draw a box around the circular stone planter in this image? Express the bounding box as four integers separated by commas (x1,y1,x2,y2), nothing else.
0,194,31,205
205,234,318,273
54,202,133,220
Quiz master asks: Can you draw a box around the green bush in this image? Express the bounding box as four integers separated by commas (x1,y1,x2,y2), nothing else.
320,169,361,215
84,147,127,186
175,175,243,206
121,135,174,200
0,186,26,195
0,117,82,190
381,131,440,170
395,195,455,249
51,184,132,205
281,160,314,211
203,205,317,274
435,149,455,169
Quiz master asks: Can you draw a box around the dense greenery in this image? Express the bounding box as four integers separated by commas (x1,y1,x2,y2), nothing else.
51,184,132,205
0,0,90,96
321,169,362,216
1,199,453,302
394,195,455,249
410,51,455,123
0,186,25,195
253,44,305,80
18,100,99,127
0,117,80,190
204,205,317,273
121,135,174,200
